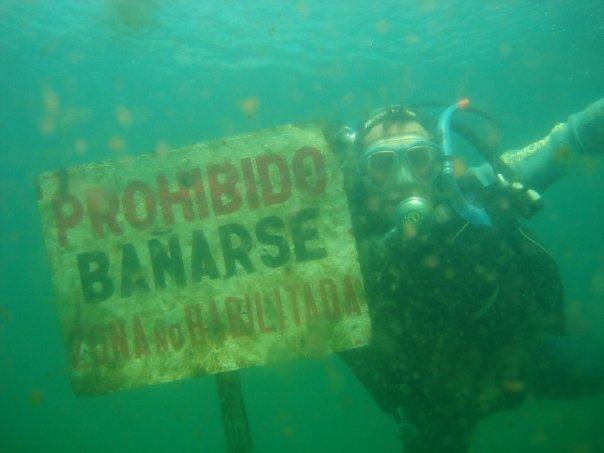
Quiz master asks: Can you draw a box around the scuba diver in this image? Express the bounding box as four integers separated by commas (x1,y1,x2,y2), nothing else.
332,98,604,452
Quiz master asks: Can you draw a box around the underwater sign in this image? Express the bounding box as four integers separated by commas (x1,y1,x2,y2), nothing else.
37,123,370,396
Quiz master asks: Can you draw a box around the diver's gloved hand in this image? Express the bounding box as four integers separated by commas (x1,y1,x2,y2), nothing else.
493,173,544,219
568,97,604,155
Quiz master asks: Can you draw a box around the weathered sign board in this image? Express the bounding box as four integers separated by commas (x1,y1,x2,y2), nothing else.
37,123,370,395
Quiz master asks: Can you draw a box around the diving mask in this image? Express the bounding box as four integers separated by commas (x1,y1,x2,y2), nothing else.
362,136,441,188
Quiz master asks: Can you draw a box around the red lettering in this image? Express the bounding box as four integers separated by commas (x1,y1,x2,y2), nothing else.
343,275,361,316
168,324,184,350
226,296,255,337
208,163,242,215
157,171,195,225
319,278,340,319
241,157,260,209
252,292,272,333
285,284,302,326
226,296,245,337
86,187,123,239
257,153,292,206
156,321,186,352
302,282,319,322
70,327,84,371
154,323,170,353
190,168,210,219
109,319,130,360
244,294,255,334
184,304,207,347
273,287,285,330
89,324,110,365
52,193,83,247
208,298,226,343
123,180,156,230
293,147,327,195
133,315,150,357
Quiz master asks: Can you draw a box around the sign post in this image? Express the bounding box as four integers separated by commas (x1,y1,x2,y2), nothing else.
216,371,252,452
37,122,371,445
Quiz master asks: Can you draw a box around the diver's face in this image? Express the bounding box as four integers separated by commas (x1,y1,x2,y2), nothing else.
360,121,441,216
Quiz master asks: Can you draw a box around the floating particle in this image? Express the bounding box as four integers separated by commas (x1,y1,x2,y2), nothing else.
422,255,439,268
402,223,418,240
240,97,260,117
572,443,592,453
502,380,526,394
497,197,511,211
109,0,157,30
311,81,323,92
531,429,548,446
281,425,295,439
499,42,512,57
0,306,11,323
108,135,126,151
592,270,604,295
580,155,600,177
115,106,133,126
375,20,390,34
568,302,588,332
290,89,303,103
421,0,436,12
452,158,467,177
404,32,420,46
39,117,55,135
42,87,60,114
553,146,573,165
155,140,170,158
341,93,354,105
29,389,45,407
74,139,88,155
297,1,309,19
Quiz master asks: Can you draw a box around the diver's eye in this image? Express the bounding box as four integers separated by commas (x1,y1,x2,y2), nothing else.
405,145,437,175
367,150,397,184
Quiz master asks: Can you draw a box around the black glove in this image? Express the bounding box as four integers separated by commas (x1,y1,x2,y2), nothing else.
492,173,544,219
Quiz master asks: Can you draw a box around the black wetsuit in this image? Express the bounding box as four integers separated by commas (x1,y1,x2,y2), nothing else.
338,178,602,452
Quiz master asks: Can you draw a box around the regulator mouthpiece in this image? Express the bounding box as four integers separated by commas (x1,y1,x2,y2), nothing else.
393,196,434,241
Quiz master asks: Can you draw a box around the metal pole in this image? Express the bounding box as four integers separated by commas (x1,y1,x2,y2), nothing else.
215,370,252,453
